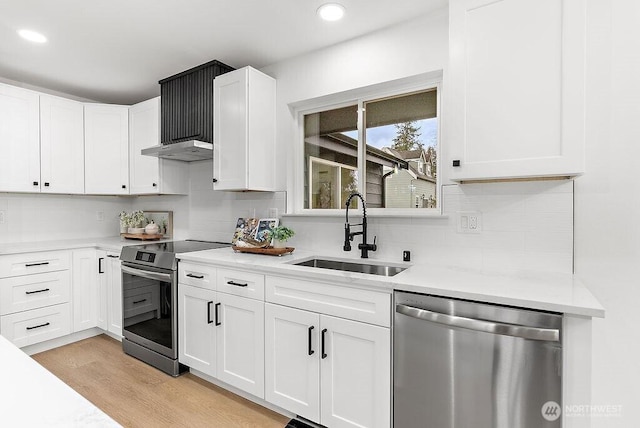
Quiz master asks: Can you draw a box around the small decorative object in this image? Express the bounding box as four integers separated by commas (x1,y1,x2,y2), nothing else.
145,220,159,235
231,217,260,245
119,211,130,234
268,225,295,248
128,210,146,233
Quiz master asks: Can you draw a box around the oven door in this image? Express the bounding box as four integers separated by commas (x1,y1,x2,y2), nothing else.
121,262,177,359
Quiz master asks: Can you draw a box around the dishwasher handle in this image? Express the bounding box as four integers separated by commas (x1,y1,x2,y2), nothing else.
396,303,560,342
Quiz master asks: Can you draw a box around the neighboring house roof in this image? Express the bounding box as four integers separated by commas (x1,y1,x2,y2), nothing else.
305,133,409,169
382,147,436,183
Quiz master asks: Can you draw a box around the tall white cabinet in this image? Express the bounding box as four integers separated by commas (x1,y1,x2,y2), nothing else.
97,250,122,337
129,97,188,195
0,83,40,193
40,95,85,194
84,104,129,194
213,66,276,191
446,0,586,181
71,249,98,332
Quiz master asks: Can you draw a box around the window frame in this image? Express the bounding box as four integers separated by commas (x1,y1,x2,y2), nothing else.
290,71,443,217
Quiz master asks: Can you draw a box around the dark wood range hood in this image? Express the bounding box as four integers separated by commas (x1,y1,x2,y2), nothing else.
142,59,234,162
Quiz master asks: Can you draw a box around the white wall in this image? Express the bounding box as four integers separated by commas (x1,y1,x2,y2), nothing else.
574,0,640,425
0,193,130,244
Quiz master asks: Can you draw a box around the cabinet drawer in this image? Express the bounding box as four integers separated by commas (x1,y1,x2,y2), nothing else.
217,268,264,300
0,271,71,315
179,262,216,289
123,285,160,319
0,303,72,348
0,250,71,278
265,276,391,327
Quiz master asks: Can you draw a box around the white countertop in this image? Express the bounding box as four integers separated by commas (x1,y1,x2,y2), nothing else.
0,236,172,255
0,335,120,427
178,247,605,318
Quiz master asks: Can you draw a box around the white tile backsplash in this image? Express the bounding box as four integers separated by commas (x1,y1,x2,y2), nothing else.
1,166,573,275
282,180,574,273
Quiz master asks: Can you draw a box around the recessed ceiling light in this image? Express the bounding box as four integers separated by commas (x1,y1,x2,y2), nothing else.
18,29,47,44
317,3,346,21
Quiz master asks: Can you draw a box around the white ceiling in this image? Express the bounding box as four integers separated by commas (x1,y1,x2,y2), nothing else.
0,0,447,105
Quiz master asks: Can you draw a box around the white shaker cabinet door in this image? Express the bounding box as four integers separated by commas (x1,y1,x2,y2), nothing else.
320,315,391,428
129,97,161,194
84,104,129,194
265,303,320,422
447,0,586,181
40,95,85,194
216,293,264,398
0,83,40,193
106,252,123,337
178,284,217,376
72,249,99,332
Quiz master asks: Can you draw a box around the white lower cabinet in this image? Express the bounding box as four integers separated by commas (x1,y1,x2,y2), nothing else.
178,283,265,398
0,303,71,347
72,249,99,332
265,303,391,428
97,251,123,336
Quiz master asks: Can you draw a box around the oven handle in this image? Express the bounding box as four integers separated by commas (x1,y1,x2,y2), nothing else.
121,265,173,283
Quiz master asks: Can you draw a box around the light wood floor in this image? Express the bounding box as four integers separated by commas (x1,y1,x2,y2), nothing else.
32,334,290,428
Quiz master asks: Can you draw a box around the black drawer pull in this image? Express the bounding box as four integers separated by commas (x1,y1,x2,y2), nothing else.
26,322,50,330
44,182,50,187
227,280,248,287
25,288,50,295
207,301,214,324
133,299,147,304
186,273,204,279
308,326,315,356
33,181,39,186
25,262,50,267
215,303,221,326
107,255,120,259
321,328,328,359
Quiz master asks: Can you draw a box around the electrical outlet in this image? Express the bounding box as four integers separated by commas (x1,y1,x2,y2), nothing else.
0,210,5,224
96,211,104,222
457,211,482,234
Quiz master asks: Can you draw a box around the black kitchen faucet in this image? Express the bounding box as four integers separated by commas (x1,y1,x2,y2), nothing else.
343,192,377,258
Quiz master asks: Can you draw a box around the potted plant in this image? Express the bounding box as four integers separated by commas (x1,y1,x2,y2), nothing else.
268,225,295,248
128,210,146,234
119,211,130,234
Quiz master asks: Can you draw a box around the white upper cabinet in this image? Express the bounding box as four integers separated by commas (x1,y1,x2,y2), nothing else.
84,104,129,194
213,66,276,191
0,83,41,192
40,95,85,193
446,0,586,181
129,97,188,195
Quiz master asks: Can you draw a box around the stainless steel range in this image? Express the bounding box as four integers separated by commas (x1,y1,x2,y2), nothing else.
120,240,230,376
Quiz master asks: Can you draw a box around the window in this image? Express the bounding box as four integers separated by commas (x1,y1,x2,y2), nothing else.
302,86,439,211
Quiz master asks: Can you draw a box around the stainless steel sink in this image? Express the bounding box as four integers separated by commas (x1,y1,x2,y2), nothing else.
293,258,407,277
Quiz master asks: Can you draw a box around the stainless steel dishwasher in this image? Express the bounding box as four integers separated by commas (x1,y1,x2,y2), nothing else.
394,291,563,428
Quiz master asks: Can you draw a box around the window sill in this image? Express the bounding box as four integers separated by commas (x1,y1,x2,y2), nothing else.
282,209,448,219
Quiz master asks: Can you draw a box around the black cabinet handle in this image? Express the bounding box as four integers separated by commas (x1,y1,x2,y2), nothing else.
133,299,147,304
186,273,204,279
44,182,50,187
207,301,214,324
98,257,104,274
25,288,50,295
122,184,126,189
33,181,39,186
212,178,218,183
215,303,221,326
25,262,49,267
227,280,248,287
308,326,315,356
107,254,119,259
321,328,328,359
26,322,50,331
152,183,157,187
